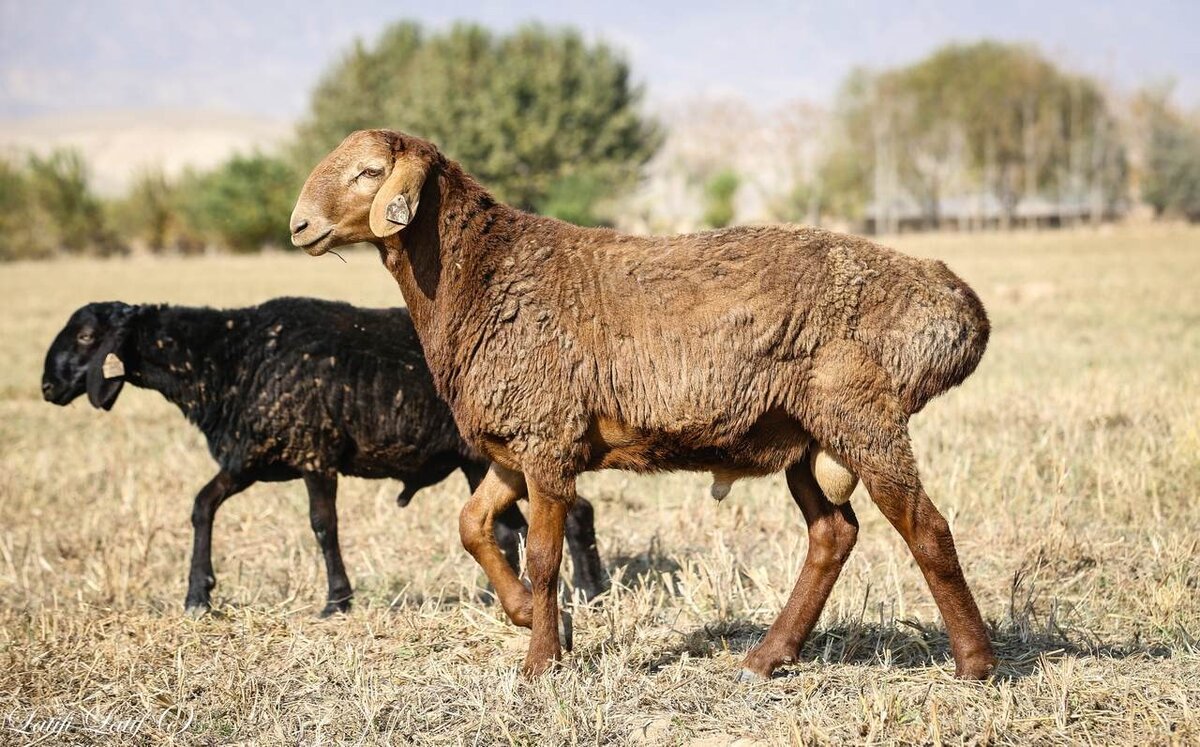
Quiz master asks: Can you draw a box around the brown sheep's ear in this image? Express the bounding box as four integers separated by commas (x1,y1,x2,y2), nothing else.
369,157,426,238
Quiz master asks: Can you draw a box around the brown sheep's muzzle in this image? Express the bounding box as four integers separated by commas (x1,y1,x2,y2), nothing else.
291,226,334,256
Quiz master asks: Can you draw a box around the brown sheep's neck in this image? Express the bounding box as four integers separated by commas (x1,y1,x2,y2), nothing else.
377,158,529,397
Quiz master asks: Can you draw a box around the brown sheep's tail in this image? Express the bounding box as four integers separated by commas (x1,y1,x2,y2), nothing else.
894,274,991,415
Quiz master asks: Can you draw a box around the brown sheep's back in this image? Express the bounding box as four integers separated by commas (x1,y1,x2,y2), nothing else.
442,219,987,479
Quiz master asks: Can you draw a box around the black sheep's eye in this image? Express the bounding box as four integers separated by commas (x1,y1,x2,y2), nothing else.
76,331,94,345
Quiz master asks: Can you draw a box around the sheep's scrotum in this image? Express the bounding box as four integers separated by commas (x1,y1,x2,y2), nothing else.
810,447,857,505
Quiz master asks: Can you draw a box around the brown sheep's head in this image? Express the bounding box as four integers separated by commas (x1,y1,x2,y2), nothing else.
290,129,438,256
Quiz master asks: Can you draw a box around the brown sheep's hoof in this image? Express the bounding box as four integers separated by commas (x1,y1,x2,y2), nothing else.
734,668,769,684
955,653,998,680
521,654,560,678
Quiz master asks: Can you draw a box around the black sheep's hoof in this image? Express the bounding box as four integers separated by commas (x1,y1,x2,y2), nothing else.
559,609,574,653
184,601,211,619
319,598,352,618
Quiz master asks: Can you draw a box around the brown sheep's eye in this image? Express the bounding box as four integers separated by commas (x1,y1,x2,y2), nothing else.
77,332,94,345
362,167,383,179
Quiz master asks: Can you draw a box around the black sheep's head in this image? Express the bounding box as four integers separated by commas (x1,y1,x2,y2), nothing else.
290,129,438,256
42,302,136,410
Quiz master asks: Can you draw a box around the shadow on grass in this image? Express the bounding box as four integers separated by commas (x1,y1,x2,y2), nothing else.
605,535,684,592
643,618,1175,681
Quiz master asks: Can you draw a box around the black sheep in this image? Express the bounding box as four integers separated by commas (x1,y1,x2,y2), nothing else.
41,298,607,616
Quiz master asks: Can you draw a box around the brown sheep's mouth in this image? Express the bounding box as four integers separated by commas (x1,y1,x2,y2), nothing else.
295,227,333,255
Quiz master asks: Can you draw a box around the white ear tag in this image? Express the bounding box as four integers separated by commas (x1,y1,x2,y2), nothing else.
102,353,125,379
385,195,411,225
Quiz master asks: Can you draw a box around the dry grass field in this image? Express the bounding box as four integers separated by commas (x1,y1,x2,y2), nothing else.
1,226,1197,745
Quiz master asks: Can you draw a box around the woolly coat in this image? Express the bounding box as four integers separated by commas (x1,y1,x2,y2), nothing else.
371,138,989,496
104,298,474,485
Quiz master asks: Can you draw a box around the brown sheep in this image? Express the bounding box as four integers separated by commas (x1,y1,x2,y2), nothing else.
290,130,997,681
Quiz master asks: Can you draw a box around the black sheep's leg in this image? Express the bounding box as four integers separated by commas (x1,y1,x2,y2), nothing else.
185,470,249,616
564,496,608,602
486,477,606,601
460,460,489,494
494,503,529,576
303,472,353,617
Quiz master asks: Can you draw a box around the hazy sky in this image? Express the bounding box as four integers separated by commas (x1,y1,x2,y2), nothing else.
2,0,1197,120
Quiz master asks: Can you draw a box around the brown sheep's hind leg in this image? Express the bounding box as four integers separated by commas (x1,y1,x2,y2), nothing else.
854,446,996,679
459,465,534,627
738,462,859,681
798,340,996,680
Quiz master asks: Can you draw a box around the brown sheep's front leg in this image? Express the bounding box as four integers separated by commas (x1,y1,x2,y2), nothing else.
522,477,574,676
459,465,534,627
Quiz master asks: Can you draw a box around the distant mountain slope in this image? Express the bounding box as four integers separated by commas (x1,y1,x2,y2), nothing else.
0,110,291,195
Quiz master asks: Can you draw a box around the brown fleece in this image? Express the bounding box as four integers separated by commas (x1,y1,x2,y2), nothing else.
291,130,997,680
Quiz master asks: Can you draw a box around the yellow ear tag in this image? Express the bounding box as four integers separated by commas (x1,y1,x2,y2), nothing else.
102,353,125,379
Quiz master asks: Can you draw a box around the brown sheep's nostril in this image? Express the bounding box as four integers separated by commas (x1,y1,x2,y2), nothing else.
291,219,309,235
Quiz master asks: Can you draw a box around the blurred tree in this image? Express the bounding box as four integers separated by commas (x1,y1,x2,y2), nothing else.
1139,91,1200,221
293,21,660,223
771,181,825,225
817,143,872,224
822,42,1127,229
817,69,876,225
703,170,739,228
0,156,53,260
761,101,829,225
24,149,124,255
113,167,181,252
539,173,614,227
178,153,298,253
293,22,424,169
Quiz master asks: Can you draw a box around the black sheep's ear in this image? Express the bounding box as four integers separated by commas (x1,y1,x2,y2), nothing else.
86,309,132,410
